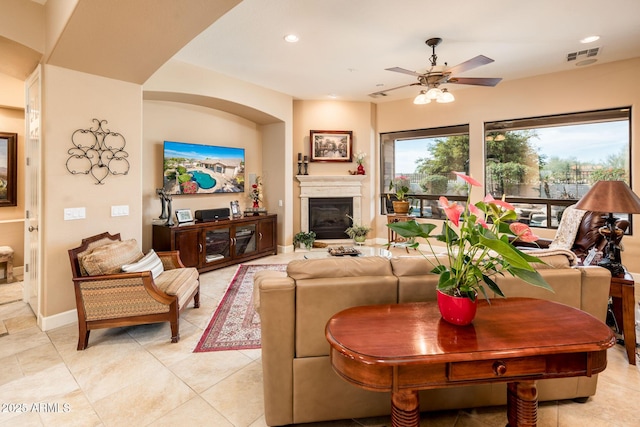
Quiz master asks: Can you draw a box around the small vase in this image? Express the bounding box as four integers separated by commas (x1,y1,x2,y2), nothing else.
353,235,366,245
392,201,410,215
357,164,365,175
436,290,478,326
252,200,260,208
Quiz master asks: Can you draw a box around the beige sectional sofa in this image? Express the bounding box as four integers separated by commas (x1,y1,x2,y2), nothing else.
253,253,611,426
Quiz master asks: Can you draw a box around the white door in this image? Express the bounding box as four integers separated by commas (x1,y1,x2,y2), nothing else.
23,65,41,321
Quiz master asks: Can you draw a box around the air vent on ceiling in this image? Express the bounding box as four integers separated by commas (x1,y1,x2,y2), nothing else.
566,47,600,62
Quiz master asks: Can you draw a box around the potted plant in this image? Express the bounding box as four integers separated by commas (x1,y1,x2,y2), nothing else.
293,230,316,250
344,215,372,245
388,177,412,214
387,172,552,325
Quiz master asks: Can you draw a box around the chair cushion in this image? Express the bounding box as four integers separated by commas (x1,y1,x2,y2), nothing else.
81,239,143,276
122,249,164,279
154,267,199,309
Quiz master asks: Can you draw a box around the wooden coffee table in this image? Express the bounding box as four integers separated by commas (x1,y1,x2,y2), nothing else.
326,298,615,427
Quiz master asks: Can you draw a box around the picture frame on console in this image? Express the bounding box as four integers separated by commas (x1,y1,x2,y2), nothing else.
310,130,352,162
175,209,194,224
230,200,241,218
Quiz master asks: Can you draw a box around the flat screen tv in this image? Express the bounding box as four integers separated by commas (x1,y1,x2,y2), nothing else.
163,141,245,195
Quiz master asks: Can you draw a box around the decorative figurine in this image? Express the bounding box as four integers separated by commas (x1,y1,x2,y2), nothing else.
156,188,168,219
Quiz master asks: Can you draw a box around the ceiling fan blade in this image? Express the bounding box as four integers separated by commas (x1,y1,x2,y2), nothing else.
447,77,502,87
368,82,421,98
447,55,494,76
385,67,422,77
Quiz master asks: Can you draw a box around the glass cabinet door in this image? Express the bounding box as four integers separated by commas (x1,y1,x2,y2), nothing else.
234,224,257,256
204,227,230,263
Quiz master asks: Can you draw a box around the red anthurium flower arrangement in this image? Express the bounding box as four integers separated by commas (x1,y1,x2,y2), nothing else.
387,172,553,300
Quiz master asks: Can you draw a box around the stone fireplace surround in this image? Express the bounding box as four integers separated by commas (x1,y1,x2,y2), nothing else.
296,175,366,236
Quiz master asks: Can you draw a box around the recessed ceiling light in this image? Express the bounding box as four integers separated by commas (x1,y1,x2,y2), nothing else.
580,35,600,44
328,94,338,99
284,34,299,43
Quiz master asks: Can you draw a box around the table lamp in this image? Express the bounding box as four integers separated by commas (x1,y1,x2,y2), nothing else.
574,180,640,276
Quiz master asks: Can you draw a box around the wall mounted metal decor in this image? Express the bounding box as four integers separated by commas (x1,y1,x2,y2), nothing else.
66,119,130,184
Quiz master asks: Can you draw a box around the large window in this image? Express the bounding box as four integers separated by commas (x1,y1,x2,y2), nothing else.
485,107,631,228
381,125,470,218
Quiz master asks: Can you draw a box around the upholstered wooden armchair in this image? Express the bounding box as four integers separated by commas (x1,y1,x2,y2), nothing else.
517,206,629,265
68,232,200,350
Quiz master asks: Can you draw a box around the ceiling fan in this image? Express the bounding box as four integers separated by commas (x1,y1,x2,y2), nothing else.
369,37,502,102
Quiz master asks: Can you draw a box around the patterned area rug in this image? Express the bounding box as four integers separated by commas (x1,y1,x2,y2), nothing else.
194,264,287,352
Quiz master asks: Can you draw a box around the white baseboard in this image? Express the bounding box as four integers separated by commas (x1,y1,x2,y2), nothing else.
39,308,77,332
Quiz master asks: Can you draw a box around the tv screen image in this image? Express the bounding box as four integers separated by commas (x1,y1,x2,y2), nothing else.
163,141,245,195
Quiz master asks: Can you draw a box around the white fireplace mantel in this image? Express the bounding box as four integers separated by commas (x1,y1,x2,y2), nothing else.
296,175,366,233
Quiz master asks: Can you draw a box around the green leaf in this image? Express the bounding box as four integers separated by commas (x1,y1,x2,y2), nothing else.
509,267,554,291
478,235,536,270
482,274,505,297
386,220,437,239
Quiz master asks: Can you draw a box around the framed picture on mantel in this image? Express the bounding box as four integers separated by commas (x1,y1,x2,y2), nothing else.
310,130,352,162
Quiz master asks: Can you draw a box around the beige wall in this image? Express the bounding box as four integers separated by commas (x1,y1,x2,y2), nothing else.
141,100,262,250
42,64,143,318
376,57,640,272
292,100,378,236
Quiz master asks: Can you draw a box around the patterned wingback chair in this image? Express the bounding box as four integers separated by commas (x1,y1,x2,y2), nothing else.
520,205,629,264
68,232,200,350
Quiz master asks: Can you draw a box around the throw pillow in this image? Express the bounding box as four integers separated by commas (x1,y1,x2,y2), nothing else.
81,239,143,276
121,249,164,279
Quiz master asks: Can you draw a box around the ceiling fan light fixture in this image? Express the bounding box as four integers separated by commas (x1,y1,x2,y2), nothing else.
426,87,442,100
413,90,431,104
437,88,455,103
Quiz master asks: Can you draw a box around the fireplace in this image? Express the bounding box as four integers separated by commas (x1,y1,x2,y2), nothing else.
309,197,353,239
296,175,366,240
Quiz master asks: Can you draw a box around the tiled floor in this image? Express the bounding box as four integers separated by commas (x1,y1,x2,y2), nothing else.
0,249,639,427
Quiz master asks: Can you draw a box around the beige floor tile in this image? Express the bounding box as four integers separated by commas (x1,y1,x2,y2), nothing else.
92,368,195,427
200,360,265,427
0,282,23,305
4,314,37,334
149,396,233,427
55,330,146,376
0,364,79,424
73,346,168,403
142,321,202,367
38,389,102,427
0,353,22,387
169,349,254,394
0,411,42,427
15,342,65,377
0,325,51,360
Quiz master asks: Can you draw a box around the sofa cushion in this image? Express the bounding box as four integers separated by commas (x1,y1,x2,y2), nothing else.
81,239,143,276
287,256,393,279
289,257,398,357
122,249,164,279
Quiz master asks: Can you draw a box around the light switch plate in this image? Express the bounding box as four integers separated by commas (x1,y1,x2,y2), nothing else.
64,207,86,221
111,205,129,217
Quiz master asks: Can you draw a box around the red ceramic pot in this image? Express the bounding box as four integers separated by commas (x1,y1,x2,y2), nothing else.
436,290,478,326
357,164,365,175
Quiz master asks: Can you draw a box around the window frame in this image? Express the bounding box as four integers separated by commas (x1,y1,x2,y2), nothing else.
484,107,632,230
380,124,470,217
